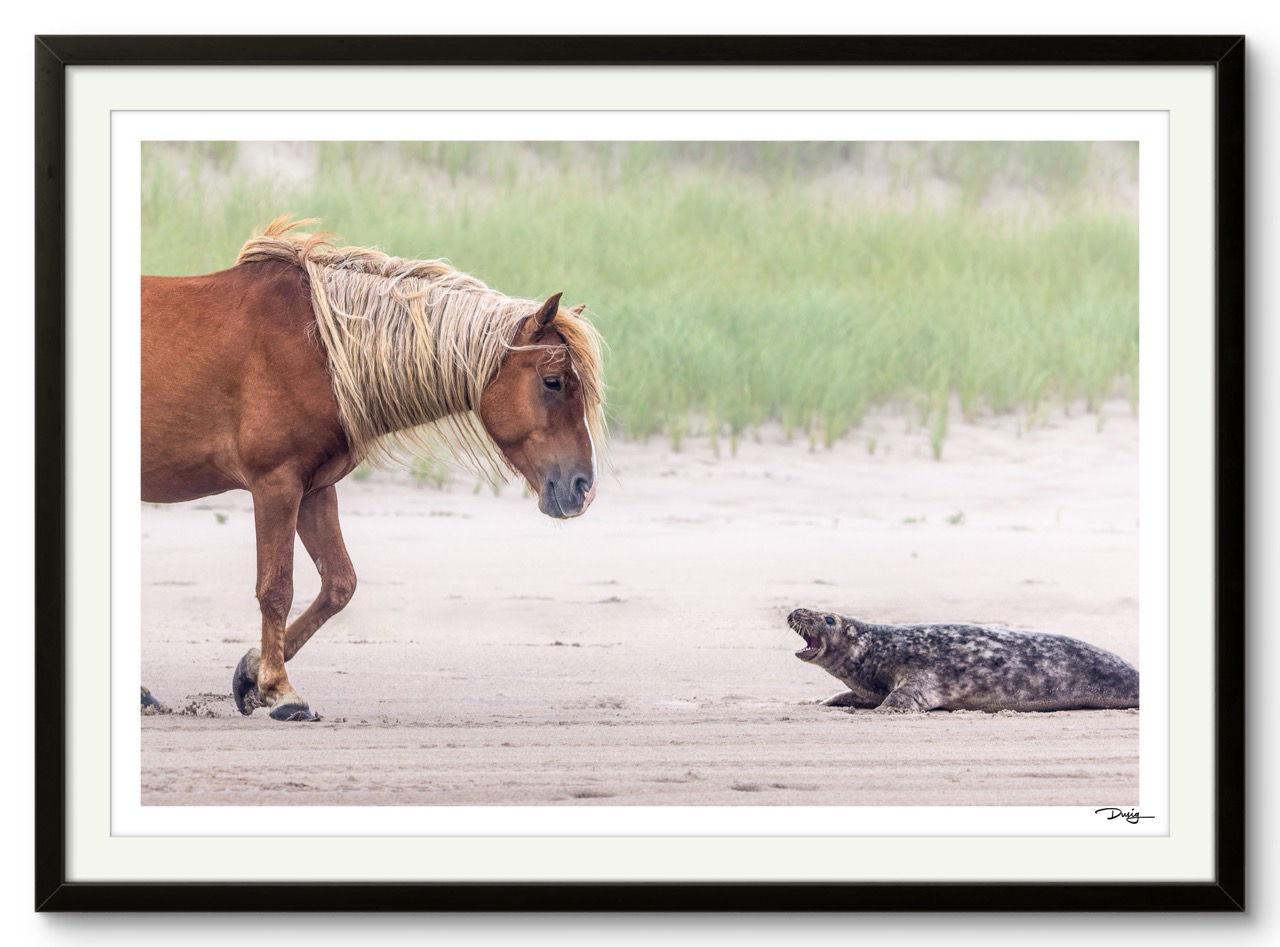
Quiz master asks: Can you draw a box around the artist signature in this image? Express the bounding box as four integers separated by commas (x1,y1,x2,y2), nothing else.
1094,807,1154,824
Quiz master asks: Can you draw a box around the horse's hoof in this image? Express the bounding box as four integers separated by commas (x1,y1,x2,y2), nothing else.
269,702,319,722
232,649,264,716
140,685,162,710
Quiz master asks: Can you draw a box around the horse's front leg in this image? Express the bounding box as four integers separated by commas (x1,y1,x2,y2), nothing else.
232,474,316,722
284,484,356,662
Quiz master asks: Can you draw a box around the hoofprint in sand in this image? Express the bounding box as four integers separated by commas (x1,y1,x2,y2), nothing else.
140,399,1139,806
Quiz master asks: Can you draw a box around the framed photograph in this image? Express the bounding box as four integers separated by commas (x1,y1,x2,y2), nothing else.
35,35,1244,911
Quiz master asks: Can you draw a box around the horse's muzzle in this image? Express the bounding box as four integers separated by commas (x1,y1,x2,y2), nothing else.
540,470,595,519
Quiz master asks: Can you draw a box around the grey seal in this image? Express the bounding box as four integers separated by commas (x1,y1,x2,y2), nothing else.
788,607,1139,712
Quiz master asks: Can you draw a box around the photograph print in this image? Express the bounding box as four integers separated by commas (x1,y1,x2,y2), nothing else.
139,140,1142,811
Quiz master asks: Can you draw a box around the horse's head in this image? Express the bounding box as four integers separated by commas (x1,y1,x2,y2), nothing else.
479,293,599,519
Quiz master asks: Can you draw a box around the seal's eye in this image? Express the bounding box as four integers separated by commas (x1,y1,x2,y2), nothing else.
543,376,562,392
825,615,836,626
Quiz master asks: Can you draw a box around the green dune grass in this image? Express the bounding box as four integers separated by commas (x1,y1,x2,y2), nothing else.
142,141,1138,455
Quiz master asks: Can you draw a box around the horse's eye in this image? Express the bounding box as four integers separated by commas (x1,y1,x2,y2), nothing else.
543,376,562,392
825,616,836,626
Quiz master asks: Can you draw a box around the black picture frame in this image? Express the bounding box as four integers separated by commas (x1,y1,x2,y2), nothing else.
34,33,1245,912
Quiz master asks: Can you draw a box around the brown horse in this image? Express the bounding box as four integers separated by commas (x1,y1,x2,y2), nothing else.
141,217,606,721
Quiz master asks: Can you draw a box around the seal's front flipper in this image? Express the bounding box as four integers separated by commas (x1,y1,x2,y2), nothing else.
822,690,881,709
876,677,941,713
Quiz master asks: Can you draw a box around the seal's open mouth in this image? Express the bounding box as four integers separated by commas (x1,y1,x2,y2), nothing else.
795,631,821,661
789,615,822,661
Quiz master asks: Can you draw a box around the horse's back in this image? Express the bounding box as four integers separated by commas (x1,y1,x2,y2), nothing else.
143,260,312,345
142,262,347,502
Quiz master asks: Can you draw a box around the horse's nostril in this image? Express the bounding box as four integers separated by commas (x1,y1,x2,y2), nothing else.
571,474,591,501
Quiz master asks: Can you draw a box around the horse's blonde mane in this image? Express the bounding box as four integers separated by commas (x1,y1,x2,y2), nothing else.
235,216,607,478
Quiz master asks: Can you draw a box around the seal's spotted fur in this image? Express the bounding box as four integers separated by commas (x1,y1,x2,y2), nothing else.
788,608,1139,712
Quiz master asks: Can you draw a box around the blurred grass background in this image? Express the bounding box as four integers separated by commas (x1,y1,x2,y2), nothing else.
142,141,1138,456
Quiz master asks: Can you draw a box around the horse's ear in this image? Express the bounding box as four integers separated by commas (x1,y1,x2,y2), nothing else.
533,292,563,329
568,303,586,317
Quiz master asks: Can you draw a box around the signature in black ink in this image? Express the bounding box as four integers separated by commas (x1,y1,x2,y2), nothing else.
1095,807,1154,824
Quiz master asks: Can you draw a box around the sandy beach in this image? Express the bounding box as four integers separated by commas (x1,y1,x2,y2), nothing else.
140,400,1139,806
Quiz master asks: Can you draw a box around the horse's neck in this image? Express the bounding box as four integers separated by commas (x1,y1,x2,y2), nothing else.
311,265,514,465
362,303,489,439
